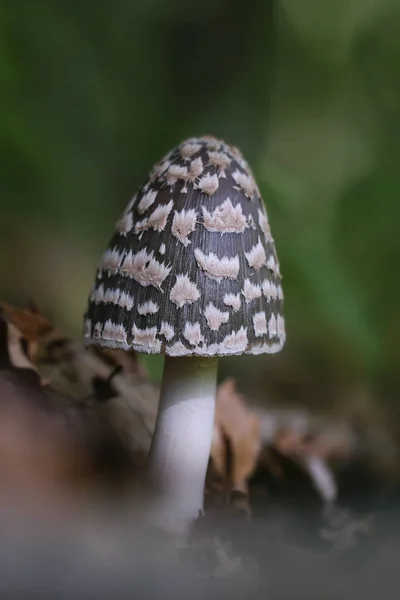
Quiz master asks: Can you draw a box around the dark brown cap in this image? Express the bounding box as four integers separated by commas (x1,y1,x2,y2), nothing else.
83,136,285,356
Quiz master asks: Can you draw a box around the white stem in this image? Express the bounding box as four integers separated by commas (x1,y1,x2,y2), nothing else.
146,356,218,536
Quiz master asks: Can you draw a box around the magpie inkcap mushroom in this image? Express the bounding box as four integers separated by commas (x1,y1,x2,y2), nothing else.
83,136,285,535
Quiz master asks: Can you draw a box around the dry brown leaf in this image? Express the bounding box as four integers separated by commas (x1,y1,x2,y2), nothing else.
210,378,261,509
1,301,158,454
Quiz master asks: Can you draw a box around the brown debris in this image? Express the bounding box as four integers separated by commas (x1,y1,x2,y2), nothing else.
208,378,261,515
0,311,144,506
1,301,158,455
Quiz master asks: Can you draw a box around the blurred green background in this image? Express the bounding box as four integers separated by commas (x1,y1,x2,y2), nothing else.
1,0,400,413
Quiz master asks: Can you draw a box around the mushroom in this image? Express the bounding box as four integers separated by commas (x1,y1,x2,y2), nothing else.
83,136,285,535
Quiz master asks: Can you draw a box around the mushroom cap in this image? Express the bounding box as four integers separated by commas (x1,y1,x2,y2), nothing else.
83,136,285,357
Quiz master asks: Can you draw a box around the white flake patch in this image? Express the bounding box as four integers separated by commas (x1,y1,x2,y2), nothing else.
202,199,247,233
103,287,121,305
208,151,231,176
258,208,271,239
188,157,204,180
120,249,171,289
203,137,221,151
221,326,248,354
159,243,166,255
223,293,241,312
134,219,149,235
169,274,200,308
115,212,133,235
180,142,202,159
242,279,262,302
194,249,239,281
253,312,268,337
159,321,175,341
250,341,284,355
245,239,267,270
149,149,174,179
93,322,103,339
171,209,197,246
100,248,123,271
232,170,255,198
195,343,219,356
92,285,134,310
147,201,173,230
266,254,280,276
277,284,284,300
195,173,219,196
137,190,158,214
183,322,204,346
204,303,229,331
166,341,191,356
268,315,277,338
277,315,285,338
101,320,115,341
102,320,127,343
166,164,188,186
91,284,104,304
151,158,172,181
132,325,161,351
137,300,159,316
261,280,278,300
118,291,134,310
83,318,92,338
134,201,173,234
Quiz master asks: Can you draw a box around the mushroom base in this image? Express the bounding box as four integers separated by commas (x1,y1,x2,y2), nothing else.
146,356,218,537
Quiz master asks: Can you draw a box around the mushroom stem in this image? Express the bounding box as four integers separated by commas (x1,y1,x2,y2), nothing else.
147,355,218,536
